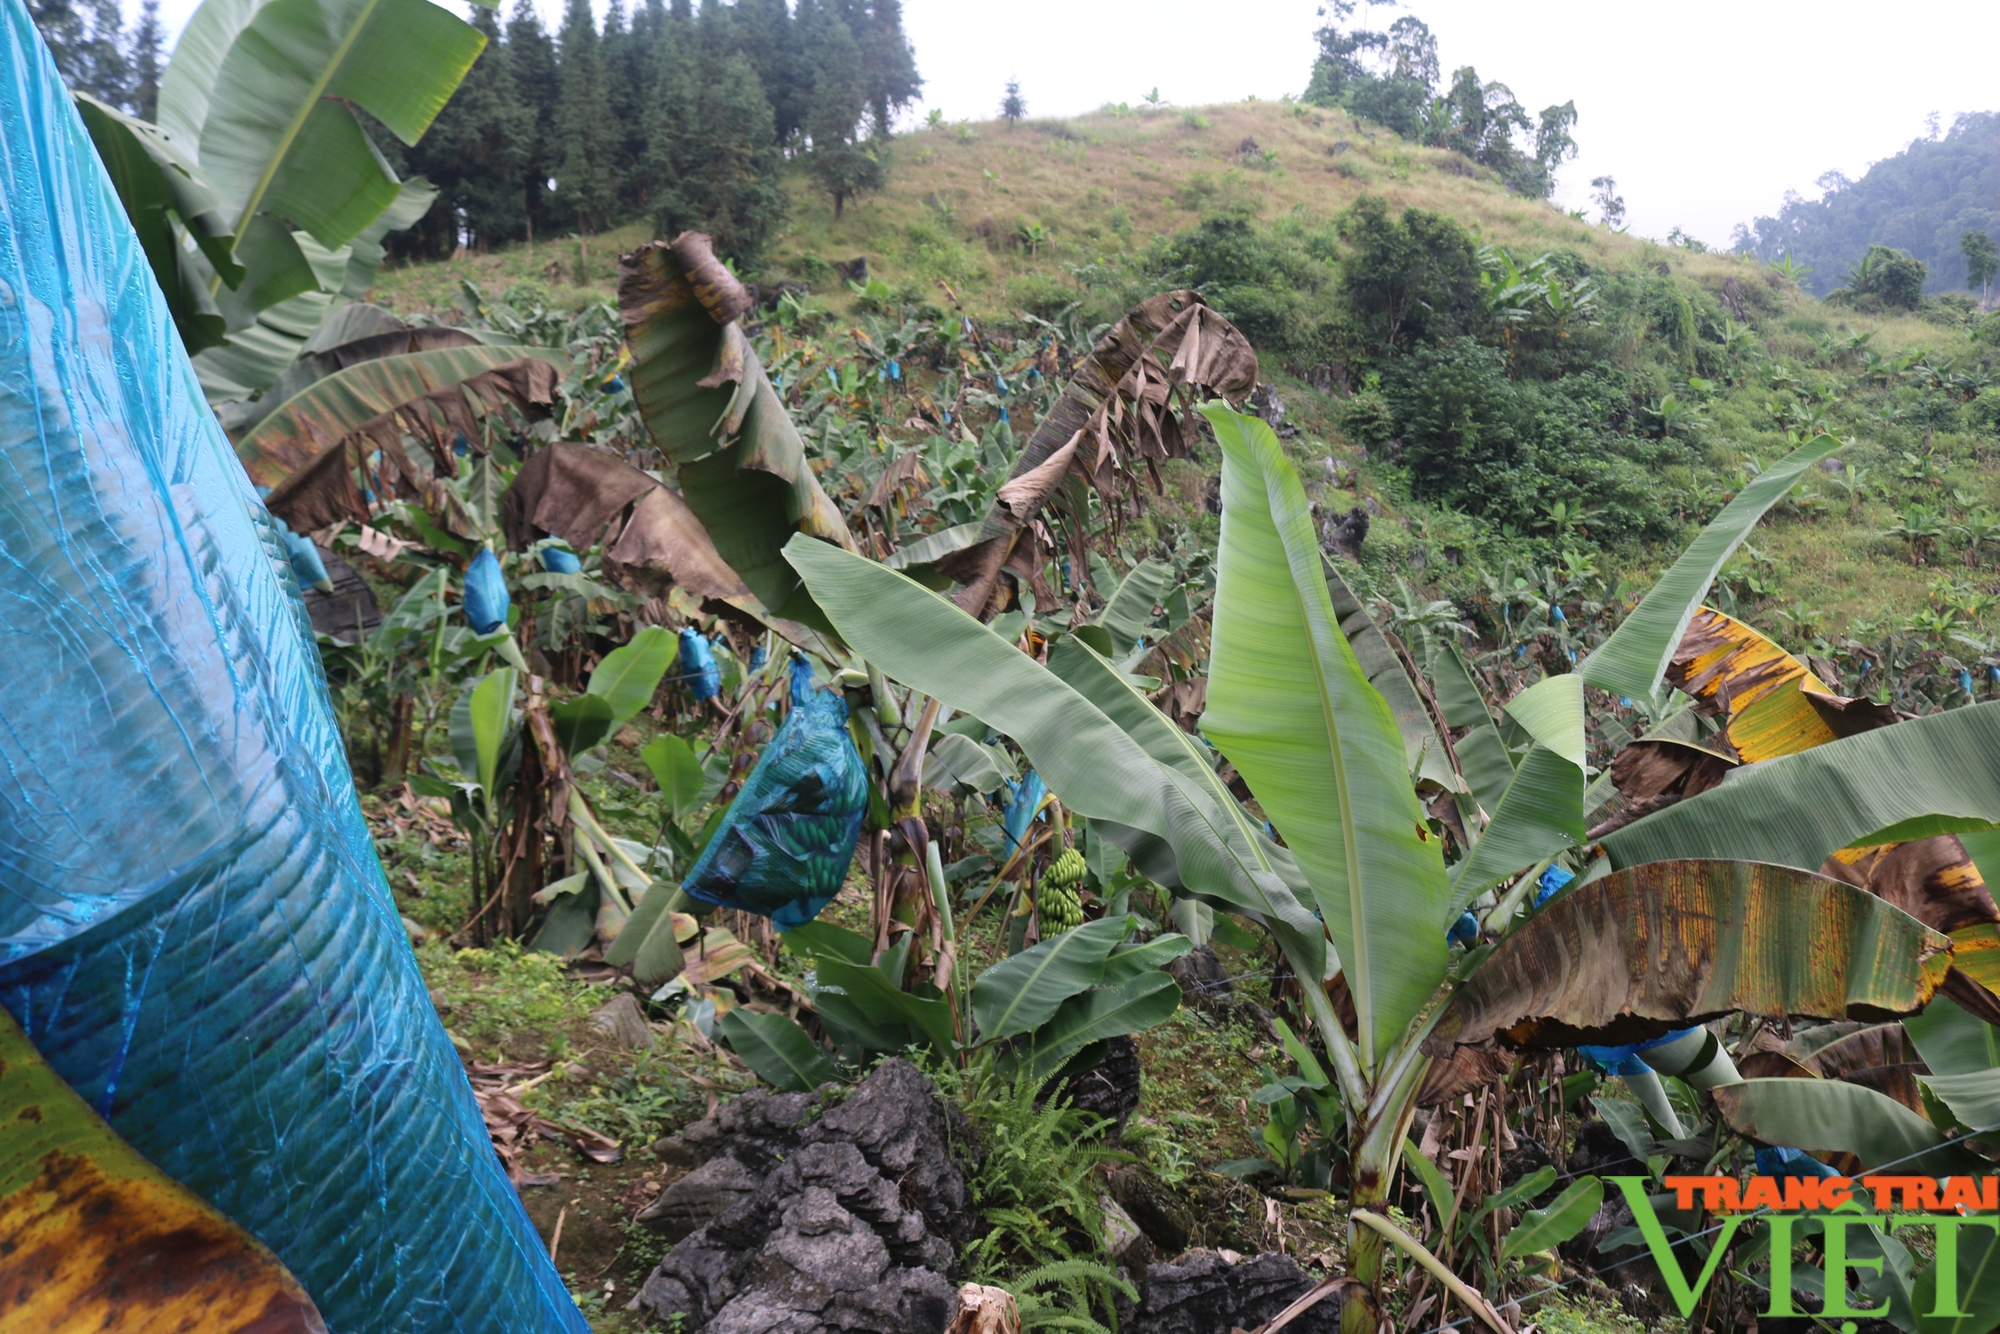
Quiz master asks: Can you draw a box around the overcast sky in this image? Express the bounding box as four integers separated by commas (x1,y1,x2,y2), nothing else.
147,0,2000,248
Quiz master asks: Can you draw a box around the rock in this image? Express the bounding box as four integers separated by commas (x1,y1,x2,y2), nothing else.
1324,506,1369,560
1166,944,1230,1003
835,256,869,283
1105,1165,1192,1256
590,993,656,1050
1051,1035,1140,1126
1249,382,1297,438
1129,1250,1343,1334
1819,456,1846,473
629,1059,972,1334
944,1285,1019,1334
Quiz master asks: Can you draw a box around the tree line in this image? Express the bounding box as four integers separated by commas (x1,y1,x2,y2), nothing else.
1303,0,1578,199
30,0,165,117
32,0,919,271
383,0,918,265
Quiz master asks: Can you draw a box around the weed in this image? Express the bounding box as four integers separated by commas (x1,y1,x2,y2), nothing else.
417,939,611,1050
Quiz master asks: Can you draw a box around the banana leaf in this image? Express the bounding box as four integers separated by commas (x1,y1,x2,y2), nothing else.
238,344,565,530
1097,556,1173,646
1664,608,1845,761
1904,996,2000,1077
1912,1229,2000,1334
1325,561,1461,794
1601,703,2000,872
718,1009,837,1093
73,94,240,352
783,534,1326,977
1200,405,1450,1066
195,180,441,402
1579,432,1844,704
1427,860,1953,1052
1448,675,1588,908
619,235,854,625
1016,971,1183,1083
972,915,1132,1042
1711,1078,1984,1176
0,1009,324,1331
223,324,498,440
1430,643,1515,816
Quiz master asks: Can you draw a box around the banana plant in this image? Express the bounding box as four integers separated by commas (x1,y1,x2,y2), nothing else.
781,407,1992,1330
79,0,488,396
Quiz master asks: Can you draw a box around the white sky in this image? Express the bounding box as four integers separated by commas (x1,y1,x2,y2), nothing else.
147,0,2000,248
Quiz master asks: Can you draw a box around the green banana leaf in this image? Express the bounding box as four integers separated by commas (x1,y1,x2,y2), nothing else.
1710,1078,1984,1175
1016,970,1183,1083
1097,557,1172,646
972,915,1133,1042
1429,860,1953,1052
0,1009,323,1330
1600,703,2000,872
74,95,240,352
1913,1229,2000,1334
1430,644,1515,815
642,734,710,824
1500,1177,1603,1260
1904,995,2000,1076
815,960,956,1058
784,534,1326,976
1043,634,1310,899
198,0,484,251
1448,674,1588,909
621,239,852,625
1325,562,1461,794
587,626,679,726
1199,405,1449,1067
719,1009,839,1093
1101,934,1195,986
1579,431,1844,704
1918,1068,2000,1132
468,668,515,805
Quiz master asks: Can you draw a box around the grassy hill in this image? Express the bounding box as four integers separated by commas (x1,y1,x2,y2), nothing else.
373,99,2000,706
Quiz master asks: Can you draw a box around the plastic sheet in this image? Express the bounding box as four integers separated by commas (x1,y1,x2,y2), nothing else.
682,658,868,928
0,8,586,1329
463,546,510,633
678,625,721,700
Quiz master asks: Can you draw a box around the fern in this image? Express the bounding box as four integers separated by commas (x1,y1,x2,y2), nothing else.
931,1054,1136,1333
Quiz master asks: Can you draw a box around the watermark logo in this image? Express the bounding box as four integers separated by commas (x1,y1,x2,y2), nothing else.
1614,1174,2000,1325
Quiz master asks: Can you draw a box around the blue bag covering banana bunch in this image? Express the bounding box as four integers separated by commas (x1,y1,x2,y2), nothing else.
0,8,585,1329
681,656,869,928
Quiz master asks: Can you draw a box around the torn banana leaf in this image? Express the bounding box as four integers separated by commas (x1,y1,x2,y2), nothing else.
1427,859,1952,1053
619,233,856,627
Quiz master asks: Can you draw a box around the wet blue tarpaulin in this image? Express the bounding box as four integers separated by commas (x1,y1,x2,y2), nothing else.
0,6,586,1330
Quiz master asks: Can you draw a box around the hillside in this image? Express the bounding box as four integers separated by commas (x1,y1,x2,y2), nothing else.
1735,110,2000,297
373,99,2000,711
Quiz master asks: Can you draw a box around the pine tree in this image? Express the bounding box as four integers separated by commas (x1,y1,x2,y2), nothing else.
647,1,785,265
128,0,162,119
601,0,648,207
409,5,534,251
838,0,920,133
30,0,129,105
553,0,618,233
1001,78,1025,127
505,0,561,244
734,0,802,146
801,0,881,218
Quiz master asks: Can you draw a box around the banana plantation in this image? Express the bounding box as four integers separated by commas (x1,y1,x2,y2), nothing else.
6,0,2000,1333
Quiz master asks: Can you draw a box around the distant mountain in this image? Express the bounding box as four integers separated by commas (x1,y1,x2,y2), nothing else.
1734,111,2000,298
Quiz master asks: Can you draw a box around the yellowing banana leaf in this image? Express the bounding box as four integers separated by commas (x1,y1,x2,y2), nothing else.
223,324,496,441
1579,432,1844,704
238,345,564,531
1427,860,1952,1053
620,235,854,625
1663,608,1839,761
783,533,1327,977
1711,1077,1984,1176
1601,703,2000,874
0,1008,325,1331
1200,405,1450,1068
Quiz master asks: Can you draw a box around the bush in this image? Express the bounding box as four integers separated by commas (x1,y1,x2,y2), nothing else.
1970,387,2000,437
1336,195,1484,354
1149,207,1343,356
1383,338,1687,544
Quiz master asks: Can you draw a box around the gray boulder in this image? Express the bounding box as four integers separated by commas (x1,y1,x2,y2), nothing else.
629,1059,973,1333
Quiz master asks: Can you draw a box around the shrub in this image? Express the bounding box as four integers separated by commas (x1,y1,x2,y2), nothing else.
1969,387,2000,437
1148,207,1343,356
1336,195,1484,354
1383,337,1687,544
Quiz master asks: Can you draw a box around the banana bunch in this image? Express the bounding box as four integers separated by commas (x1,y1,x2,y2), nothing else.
1037,846,1087,935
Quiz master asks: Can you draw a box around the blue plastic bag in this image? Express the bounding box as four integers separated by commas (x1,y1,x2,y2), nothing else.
681,658,868,928
0,10,584,1329
679,626,721,701
540,543,582,575
272,515,333,592
462,547,510,633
